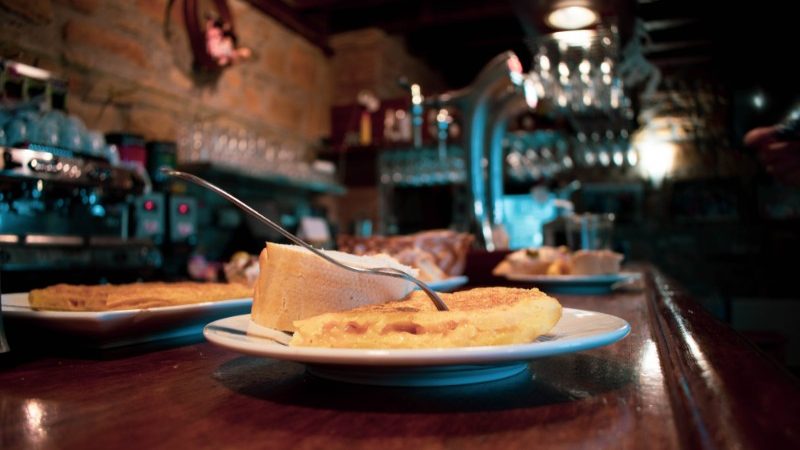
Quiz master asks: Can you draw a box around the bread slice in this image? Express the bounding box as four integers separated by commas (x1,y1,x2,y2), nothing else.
290,287,562,349
251,243,417,332
570,250,623,275
29,282,252,311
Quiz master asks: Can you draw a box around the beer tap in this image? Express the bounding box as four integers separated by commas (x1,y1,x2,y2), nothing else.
397,77,425,148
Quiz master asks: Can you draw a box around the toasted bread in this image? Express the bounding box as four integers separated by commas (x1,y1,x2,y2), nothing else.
290,287,562,349
251,243,417,332
29,282,253,311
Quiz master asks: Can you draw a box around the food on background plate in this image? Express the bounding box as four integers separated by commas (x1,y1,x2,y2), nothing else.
229,229,471,290
492,246,571,277
493,246,624,277
223,251,260,288
337,229,474,281
391,247,448,282
570,250,625,275
289,287,562,349
29,281,253,311
251,242,418,332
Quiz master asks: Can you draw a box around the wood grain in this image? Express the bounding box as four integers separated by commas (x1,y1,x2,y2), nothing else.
646,269,800,449
0,265,797,449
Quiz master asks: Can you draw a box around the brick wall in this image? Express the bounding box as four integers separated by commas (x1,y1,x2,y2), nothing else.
0,0,448,235
329,28,445,106
0,0,331,151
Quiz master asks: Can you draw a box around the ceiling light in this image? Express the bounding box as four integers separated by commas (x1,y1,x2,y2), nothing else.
546,5,598,30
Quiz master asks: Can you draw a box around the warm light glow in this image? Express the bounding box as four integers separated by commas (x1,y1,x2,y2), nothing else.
507,55,523,74
639,340,661,378
613,150,625,166
551,30,596,48
411,84,423,105
635,137,677,185
600,59,612,74
598,150,610,166
579,59,591,75
539,54,551,71
11,62,53,80
24,399,48,443
508,55,525,86
523,76,539,109
584,151,596,166
648,116,690,141
626,148,639,166
752,92,765,109
558,62,570,77
546,5,598,30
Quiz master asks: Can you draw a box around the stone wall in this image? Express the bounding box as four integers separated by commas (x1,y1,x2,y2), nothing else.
0,0,331,150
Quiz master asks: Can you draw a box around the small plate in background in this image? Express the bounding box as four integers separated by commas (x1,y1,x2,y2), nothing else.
503,272,641,294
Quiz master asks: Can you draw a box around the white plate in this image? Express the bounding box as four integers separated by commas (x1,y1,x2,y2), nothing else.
503,272,641,294
424,275,468,292
203,308,630,386
1,292,252,348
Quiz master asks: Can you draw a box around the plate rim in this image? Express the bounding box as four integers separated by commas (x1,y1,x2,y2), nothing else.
1,292,253,320
503,272,640,284
203,307,631,367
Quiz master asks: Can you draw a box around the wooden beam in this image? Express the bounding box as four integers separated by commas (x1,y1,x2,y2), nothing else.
294,0,406,12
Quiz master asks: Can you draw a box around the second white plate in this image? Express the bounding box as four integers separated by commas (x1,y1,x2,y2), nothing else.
1,292,253,348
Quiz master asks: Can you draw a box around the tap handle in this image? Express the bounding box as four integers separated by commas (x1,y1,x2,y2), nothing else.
0,271,10,353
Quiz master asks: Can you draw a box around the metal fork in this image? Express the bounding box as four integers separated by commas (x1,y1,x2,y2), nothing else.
161,169,449,311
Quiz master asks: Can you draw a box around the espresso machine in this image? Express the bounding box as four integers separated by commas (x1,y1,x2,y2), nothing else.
0,146,161,291
0,60,164,291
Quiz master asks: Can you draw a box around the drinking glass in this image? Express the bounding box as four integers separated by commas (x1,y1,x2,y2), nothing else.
565,213,615,251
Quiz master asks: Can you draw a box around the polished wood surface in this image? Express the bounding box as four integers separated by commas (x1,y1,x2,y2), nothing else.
647,270,800,449
1,266,798,449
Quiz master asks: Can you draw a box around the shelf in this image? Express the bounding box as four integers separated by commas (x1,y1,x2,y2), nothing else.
176,162,346,196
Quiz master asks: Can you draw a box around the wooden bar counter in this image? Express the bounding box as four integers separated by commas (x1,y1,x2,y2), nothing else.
1,266,799,449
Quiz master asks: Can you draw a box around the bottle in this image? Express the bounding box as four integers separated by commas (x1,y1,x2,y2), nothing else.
359,111,372,146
